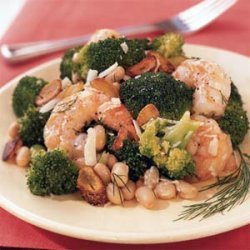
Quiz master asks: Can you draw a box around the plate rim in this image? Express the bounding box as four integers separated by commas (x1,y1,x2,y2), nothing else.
0,44,250,244
1,194,250,244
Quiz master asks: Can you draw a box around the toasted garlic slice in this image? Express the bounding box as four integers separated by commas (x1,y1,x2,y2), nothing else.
36,80,62,106
136,104,160,126
126,56,156,77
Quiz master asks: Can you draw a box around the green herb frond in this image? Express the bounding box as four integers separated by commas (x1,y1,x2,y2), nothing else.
176,148,250,220
111,173,126,206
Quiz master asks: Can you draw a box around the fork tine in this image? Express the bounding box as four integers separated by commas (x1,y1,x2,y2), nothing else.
1,0,238,62
183,0,237,26
181,0,229,25
177,0,219,20
184,0,238,31
172,0,238,33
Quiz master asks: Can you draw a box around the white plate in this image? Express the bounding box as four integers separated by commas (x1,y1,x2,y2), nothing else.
0,44,250,244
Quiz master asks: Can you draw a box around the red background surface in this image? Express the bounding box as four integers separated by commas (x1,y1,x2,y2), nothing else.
0,0,249,249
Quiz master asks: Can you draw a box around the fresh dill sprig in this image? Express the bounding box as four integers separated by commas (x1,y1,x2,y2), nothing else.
112,173,130,205
176,148,250,220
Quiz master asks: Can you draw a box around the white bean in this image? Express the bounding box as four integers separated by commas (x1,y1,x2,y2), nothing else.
106,154,117,169
94,163,111,184
98,152,109,164
96,153,102,162
8,121,20,138
74,157,86,169
136,179,144,188
174,180,198,200
121,180,136,201
106,182,124,205
154,181,176,200
111,162,129,187
105,66,125,83
94,125,106,151
144,166,159,189
16,146,31,168
135,186,156,209
112,82,120,92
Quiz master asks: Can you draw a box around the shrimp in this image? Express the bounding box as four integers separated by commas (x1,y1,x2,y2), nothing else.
91,97,139,150
44,89,110,158
172,59,231,117
44,89,138,159
186,115,236,181
97,99,138,142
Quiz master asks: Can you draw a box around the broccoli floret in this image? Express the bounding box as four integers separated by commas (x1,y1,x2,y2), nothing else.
139,119,162,158
228,83,244,104
219,106,248,147
218,83,249,147
139,111,200,155
27,149,78,196
30,144,46,159
76,38,149,79
60,46,82,80
107,136,151,181
154,148,195,179
19,107,50,147
163,111,201,149
120,72,193,120
12,76,47,117
152,32,184,58
139,111,199,179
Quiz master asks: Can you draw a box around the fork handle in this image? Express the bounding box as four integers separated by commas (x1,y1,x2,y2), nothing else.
1,23,160,63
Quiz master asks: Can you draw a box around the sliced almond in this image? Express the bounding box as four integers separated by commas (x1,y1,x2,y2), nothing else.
2,138,22,161
136,104,160,126
148,51,175,73
53,94,78,113
90,78,119,97
77,166,107,206
57,81,84,101
36,79,62,106
126,56,157,77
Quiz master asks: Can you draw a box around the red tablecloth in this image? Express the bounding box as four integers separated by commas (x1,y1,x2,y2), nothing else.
0,0,249,249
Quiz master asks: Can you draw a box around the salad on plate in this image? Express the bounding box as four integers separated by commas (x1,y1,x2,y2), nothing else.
2,29,250,220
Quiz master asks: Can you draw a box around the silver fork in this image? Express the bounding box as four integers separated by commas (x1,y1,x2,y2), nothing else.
1,0,237,63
